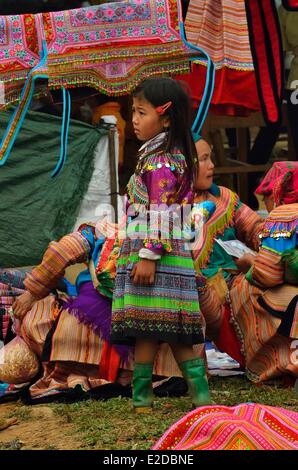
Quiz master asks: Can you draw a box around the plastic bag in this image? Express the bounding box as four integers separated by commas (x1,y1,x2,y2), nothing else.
0,336,39,384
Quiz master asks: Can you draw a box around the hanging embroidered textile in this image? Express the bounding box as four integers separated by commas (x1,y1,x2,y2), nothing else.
0,1,192,103
244,0,284,125
177,0,260,116
178,0,283,123
0,0,214,174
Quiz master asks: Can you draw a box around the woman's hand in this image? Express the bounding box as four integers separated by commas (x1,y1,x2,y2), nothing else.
130,260,156,286
234,253,256,274
12,291,37,320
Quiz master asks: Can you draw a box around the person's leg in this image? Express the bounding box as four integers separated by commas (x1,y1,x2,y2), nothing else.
132,339,159,413
170,343,210,407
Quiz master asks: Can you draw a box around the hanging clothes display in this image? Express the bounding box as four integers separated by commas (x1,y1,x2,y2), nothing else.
0,0,214,173
178,0,260,116
177,0,284,123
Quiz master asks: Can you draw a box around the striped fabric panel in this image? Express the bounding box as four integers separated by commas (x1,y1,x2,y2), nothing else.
251,246,284,288
49,309,103,365
230,275,298,381
29,362,108,399
198,283,223,339
185,0,254,70
265,204,298,225
234,202,263,251
24,231,91,299
21,295,58,357
113,295,199,313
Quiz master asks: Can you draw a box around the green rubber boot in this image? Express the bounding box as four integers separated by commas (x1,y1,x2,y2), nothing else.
179,357,211,407
132,363,154,413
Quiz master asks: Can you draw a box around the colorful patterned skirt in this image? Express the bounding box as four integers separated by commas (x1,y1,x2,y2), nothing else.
229,275,298,382
152,403,298,450
111,238,203,346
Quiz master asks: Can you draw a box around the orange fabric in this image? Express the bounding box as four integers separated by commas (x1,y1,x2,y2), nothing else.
99,340,121,382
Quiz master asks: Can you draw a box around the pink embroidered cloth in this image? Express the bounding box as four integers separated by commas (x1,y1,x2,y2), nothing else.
153,403,298,450
0,0,195,107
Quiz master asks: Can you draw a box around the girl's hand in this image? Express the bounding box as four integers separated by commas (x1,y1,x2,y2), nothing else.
234,253,256,274
130,260,156,286
12,291,37,320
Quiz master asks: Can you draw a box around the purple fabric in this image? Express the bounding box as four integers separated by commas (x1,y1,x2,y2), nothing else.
63,281,131,361
142,162,193,207
264,220,297,232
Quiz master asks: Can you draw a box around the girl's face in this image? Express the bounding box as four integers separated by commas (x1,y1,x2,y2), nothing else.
194,139,215,191
132,95,169,142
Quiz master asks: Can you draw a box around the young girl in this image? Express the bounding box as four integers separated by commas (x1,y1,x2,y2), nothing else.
110,77,210,412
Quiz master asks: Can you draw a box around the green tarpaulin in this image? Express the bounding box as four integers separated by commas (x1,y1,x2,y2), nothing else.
0,109,106,267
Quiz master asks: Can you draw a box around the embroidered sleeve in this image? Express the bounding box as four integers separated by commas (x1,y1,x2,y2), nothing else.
234,200,264,251
246,246,284,288
246,207,298,288
246,225,296,288
24,231,91,299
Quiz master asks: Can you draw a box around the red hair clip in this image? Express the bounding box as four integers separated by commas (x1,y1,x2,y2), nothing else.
156,101,172,115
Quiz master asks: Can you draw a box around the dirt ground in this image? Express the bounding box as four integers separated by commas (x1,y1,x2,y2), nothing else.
0,403,80,450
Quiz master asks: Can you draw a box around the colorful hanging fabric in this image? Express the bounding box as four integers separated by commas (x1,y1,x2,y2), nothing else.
178,0,284,123
0,0,207,106
0,0,214,173
245,0,284,124
178,0,260,116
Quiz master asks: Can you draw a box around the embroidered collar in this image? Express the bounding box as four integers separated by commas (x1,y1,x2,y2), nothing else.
138,132,168,158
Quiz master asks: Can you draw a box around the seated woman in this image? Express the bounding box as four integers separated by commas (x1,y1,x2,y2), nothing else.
4,220,132,401
192,138,263,337
228,161,298,382
197,157,298,383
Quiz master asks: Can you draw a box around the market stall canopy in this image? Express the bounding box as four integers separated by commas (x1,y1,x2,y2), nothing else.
0,0,215,174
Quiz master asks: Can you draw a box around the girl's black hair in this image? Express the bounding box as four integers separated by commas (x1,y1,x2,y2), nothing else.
133,77,197,178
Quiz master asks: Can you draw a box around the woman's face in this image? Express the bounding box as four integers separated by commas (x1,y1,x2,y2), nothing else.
194,139,215,191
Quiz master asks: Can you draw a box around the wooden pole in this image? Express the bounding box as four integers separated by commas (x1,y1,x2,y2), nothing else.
108,125,118,223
